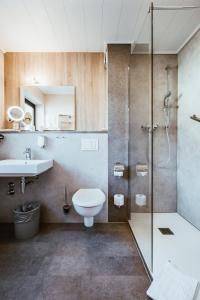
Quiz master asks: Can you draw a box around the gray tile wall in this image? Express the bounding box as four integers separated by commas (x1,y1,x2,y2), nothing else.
0,132,108,223
129,54,151,213
108,44,130,222
178,30,200,230
129,54,178,213
153,55,178,212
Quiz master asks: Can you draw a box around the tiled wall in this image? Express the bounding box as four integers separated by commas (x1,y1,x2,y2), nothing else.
153,55,178,212
178,30,200,230
108,45,130,222
107,48,178,218
129,54,151,213
0,132,108,223
129,54,178,213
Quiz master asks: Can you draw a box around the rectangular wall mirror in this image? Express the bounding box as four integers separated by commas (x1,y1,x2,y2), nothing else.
20,85,75,131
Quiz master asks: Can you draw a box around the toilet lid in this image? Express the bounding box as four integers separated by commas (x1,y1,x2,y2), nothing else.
72,189,105,207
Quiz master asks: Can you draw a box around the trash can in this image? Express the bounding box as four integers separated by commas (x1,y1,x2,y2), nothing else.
13,201,40,240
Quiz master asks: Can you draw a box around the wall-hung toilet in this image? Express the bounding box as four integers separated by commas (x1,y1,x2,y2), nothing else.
72,189,105,227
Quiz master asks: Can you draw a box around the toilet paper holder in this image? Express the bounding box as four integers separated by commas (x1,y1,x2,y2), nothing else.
136,164,148,177
114,194,124,208
114,162,125,177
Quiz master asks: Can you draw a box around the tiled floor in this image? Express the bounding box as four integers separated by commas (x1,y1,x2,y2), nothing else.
0,223,150,300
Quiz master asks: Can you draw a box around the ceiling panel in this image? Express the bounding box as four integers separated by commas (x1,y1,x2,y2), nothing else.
84,0,103,51
153,1,200,53
0,0,199,53
116,0,141,41
101,0,124,42
23,0,60,50
63,0,86,51
0,0,39,51
132,0,150,42
172,8,200,51
42,0,74,51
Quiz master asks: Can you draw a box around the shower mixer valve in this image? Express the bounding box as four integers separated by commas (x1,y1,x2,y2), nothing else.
141,124,159,133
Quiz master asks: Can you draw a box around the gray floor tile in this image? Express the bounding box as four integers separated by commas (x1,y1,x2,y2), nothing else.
0,223,150,300
80,275,150,300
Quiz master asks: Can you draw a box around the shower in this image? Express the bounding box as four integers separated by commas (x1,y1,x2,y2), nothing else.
162,64,177,166
129,2,200,292
141,64,176,167
163,65,172,166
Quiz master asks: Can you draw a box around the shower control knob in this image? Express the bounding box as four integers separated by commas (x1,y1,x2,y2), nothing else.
141,124,159,133
153,124,159,131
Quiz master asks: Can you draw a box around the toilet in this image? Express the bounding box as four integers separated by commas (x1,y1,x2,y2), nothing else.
72,188,105,227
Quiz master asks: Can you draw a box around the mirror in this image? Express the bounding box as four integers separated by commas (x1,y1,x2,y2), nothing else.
7,106,25,122
7,106,25,130
20,85,76,131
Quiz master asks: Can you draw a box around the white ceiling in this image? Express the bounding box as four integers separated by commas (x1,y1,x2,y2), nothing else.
0,0,200,53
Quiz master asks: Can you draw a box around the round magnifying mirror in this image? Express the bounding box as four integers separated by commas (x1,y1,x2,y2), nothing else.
7,106,25,122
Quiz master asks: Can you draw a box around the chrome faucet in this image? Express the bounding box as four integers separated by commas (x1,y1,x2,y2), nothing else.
24,147,31,160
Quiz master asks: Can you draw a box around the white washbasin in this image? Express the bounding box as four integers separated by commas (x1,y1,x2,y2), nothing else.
0,159,53,177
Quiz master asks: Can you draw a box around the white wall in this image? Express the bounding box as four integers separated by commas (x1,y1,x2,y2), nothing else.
0,133,108,223
178,30,200,230
44,94,74,130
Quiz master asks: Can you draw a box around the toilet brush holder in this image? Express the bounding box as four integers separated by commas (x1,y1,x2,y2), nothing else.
63,204,71,214
63,185,71,214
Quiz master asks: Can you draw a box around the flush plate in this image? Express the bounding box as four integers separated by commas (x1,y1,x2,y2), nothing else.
81,138,99,151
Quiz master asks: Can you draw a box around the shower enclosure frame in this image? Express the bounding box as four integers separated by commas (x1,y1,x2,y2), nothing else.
150,1,154,273
130,0,200,277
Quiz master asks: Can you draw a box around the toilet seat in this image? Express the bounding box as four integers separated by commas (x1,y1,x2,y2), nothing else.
72,189,105,207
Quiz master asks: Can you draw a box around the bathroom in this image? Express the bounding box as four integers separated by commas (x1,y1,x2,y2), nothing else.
0,1,200,299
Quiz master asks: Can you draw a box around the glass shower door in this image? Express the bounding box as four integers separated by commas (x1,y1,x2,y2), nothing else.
152,2,200,283
128,6,153,272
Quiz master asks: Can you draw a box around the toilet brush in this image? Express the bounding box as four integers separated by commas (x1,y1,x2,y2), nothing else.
63,186,71,214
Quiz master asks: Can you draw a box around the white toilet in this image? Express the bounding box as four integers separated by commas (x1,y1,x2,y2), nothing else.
72,188,105,227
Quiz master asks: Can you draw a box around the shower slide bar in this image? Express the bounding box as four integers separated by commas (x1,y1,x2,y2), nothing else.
190,115,200,123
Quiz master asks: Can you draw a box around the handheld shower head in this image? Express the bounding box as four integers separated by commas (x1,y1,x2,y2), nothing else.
164,91,171,100
164,91,171,107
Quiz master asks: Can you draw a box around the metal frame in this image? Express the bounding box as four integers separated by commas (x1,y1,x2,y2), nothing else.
150,1,154,273
153,5,200,11
148,0,200,274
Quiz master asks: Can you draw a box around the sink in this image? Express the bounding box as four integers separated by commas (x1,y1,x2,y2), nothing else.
0,159,53,177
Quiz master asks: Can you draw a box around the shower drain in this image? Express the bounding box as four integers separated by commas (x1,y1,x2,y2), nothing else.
158,228,174,235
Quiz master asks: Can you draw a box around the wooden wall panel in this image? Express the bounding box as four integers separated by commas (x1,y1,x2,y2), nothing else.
4,52,107,131
0,52,4,128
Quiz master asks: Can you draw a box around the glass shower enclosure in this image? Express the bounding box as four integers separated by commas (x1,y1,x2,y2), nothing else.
129,3,153,272
129,1,200,285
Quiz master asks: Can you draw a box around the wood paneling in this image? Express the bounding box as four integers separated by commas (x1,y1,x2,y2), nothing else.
4,52,107,131
0,52,4,128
